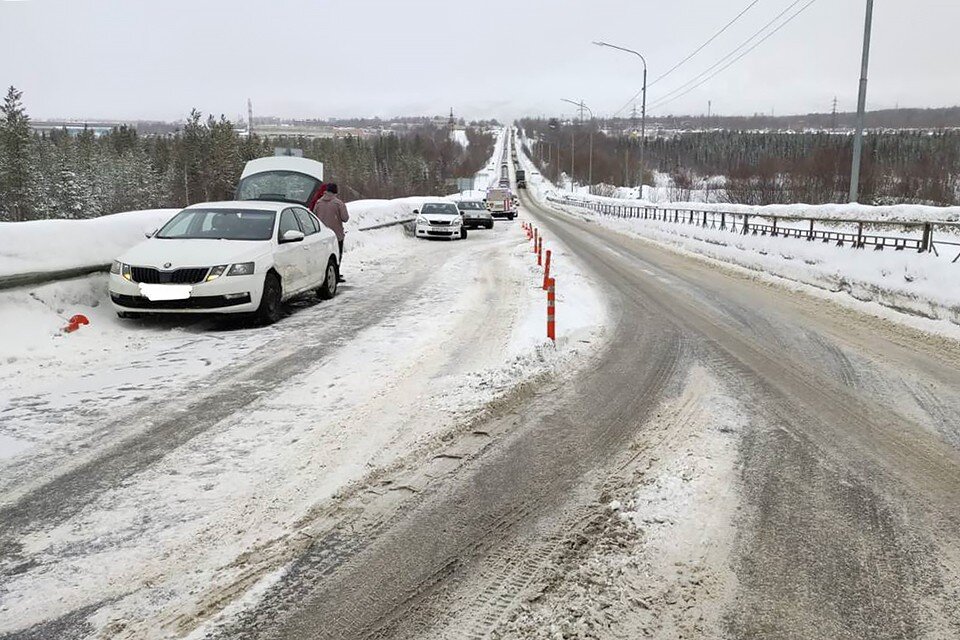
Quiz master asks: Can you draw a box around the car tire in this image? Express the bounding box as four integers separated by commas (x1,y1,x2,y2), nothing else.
318,258,339,300
255,272,283,325
460,227,468,240
485,221,494,229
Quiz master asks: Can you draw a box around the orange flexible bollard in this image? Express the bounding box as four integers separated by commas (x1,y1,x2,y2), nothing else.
537,241,542,266
533,228,538,252
542,249,551,290
546,277,556,342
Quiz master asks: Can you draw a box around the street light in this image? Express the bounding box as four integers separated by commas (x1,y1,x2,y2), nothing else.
593,40,647,195
561,98,594,190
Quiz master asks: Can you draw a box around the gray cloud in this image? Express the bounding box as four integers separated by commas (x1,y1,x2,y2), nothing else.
1,0,957,121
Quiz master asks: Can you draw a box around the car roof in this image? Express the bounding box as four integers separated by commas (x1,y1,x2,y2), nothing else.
184,200,293,212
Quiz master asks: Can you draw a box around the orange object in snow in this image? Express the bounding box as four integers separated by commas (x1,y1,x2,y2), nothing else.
69,314,90,326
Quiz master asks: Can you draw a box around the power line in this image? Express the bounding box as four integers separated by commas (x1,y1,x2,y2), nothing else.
610,0,762,117
651,1,761,89
649,0,818,112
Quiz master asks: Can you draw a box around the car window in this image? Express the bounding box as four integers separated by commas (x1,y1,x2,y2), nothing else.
236,171,319,206
156,209,276,241
278,209,302,239
421,203,458,214
294,208,319,235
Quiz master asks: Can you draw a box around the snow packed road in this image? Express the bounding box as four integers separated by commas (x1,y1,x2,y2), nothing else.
2,133,960,640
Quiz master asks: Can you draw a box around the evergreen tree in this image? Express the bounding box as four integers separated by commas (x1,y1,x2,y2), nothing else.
0,86,36,220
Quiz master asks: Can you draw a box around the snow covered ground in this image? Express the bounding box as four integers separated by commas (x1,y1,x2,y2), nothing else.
0,131,610,638
517,140,960,333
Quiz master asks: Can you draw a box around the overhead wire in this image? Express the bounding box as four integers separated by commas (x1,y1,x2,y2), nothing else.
648,0,819,112
609,0,763,117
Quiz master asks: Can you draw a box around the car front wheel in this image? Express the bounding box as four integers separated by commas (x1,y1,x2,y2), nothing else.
255,272,283,325
318,258,339,300
460,227,468,240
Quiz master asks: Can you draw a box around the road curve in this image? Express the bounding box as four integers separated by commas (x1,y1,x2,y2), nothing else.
218,191,960,639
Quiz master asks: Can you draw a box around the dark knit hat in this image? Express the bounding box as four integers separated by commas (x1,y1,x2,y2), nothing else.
327,183,339,194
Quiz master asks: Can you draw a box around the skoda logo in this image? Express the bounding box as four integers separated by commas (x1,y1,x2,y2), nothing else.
163,262,172,269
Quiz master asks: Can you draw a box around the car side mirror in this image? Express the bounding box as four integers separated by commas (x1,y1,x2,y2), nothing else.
144,227,158,238
412,209,419,214
281,229,305,243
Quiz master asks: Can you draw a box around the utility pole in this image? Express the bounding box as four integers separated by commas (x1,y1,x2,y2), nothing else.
850,0,874,203
571,130,575,191
562,98,594,190
247,98,254,135
831,96,838,130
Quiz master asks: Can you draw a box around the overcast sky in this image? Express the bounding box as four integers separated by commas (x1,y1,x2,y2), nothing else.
1,0,958,122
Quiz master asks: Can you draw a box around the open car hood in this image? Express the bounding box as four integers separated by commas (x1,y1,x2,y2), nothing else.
235,157,325,208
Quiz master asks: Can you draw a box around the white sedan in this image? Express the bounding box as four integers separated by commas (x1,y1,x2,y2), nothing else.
109,201,340,324
415,202,467,240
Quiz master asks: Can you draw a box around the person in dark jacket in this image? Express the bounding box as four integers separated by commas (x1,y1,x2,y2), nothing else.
312,183,349,281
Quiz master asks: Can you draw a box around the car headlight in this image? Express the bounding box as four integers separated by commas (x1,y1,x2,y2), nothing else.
120,263,133,281
417,215,429,225
451,217,462,226
110,260,122,275
206,265,228,281
227,262,255,276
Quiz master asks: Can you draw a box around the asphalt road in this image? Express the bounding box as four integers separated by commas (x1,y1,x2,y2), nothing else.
5,187,960,640
215,191,960,639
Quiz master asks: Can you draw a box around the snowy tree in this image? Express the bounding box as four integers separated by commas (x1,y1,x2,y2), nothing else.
0,86,36,220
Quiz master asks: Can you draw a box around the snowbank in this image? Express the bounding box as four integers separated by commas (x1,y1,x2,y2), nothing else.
0,209,180,278
0,197,456,283
517,140,960,331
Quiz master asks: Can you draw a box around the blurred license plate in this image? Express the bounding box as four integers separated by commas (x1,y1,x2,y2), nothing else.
140,284,192,301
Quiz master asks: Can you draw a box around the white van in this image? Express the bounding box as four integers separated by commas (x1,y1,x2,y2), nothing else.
484,188,517,220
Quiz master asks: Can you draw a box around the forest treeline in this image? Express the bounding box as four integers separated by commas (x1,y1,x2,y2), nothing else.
519,118,960,205
0,87,494,222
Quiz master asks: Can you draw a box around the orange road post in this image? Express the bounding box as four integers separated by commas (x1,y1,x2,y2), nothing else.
546,277,556,342
542,249,552,290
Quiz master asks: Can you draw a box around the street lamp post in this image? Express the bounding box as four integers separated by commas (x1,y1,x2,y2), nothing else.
593,41,647,195
562,98,594,190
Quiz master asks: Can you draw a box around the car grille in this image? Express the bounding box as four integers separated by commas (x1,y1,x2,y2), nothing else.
426,230,454,236
131,266,209,284
427,219,451,226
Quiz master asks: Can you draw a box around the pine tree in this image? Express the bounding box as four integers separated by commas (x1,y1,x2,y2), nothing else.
0,86,36,220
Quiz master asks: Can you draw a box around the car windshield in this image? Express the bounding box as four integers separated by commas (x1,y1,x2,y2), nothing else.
235,170,319,205
457,202,483,210
156,209,276,241
421,203,459,215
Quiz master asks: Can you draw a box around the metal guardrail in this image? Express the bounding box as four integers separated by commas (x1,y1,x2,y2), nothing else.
548,195,960,262
0,217,420,292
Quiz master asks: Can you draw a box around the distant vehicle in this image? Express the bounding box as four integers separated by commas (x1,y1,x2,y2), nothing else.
456,200,494,230
110,156,339,325
484,188,517,220
516,169,526,189
415,202,467,240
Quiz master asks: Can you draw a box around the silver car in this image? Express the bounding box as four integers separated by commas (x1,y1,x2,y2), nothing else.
457,200,494,230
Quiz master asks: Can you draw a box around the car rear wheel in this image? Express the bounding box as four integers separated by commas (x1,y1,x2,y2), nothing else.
255,272,283,325
318,258,339,300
